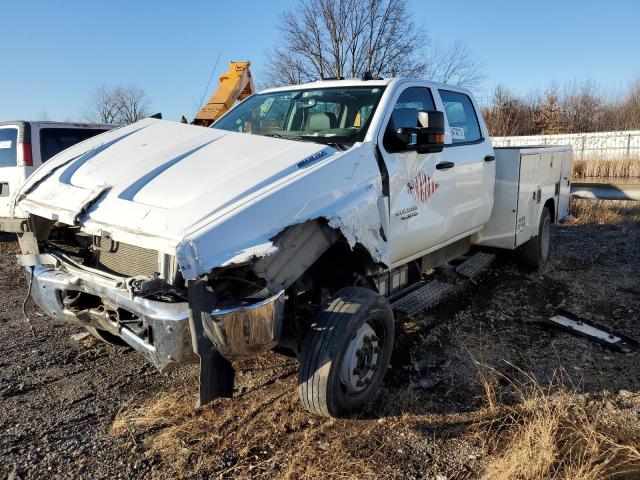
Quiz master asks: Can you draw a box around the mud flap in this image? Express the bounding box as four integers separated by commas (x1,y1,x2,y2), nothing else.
188,280,235,407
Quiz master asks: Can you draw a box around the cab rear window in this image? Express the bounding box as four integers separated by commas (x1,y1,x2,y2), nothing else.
0,128,18,167
438,90,482,144
39,128,108,162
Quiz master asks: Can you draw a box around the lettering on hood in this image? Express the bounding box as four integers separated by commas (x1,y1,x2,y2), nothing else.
297,149,330,168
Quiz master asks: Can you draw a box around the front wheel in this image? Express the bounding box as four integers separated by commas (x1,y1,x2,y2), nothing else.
522,206,552,269
298,287,394,417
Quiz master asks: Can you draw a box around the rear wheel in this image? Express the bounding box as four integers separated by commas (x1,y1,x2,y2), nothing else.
522,206,552,269
298,287,394,417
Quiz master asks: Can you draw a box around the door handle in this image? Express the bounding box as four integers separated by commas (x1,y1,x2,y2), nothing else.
436,161,455,170
484,155,495,162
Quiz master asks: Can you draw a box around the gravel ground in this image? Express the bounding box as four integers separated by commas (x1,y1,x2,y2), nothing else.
1,201,639,479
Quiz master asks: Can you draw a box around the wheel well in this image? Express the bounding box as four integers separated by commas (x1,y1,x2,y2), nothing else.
296,239,381,295
544,198,555,223
278,236,383,355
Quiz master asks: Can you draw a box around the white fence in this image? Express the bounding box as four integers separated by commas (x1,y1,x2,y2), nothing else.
492,130,640,160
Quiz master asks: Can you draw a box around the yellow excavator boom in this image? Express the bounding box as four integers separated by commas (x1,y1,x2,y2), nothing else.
192,61,254,127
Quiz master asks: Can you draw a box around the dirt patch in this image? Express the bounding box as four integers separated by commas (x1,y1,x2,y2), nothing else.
1,198,640,479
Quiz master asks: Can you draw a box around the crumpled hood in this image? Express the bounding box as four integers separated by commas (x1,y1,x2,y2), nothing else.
18,118,388,279
17,118,335,243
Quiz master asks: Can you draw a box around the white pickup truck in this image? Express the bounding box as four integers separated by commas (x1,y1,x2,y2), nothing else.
14,78,572,417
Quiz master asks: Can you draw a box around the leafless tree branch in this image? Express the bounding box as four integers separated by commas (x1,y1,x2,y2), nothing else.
483,78,640,136
85,85,151,125
264,0,481,89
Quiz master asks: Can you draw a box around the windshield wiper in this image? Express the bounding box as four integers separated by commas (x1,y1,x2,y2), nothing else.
298,136,351,151
318,141,347,151
263,132,348,151
262,132,306,141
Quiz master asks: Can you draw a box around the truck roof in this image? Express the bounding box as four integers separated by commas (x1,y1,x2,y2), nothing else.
260,77,474,96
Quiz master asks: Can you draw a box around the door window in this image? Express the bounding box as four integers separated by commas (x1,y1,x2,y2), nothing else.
0,128,18,167
384,87,435,151
39,128,108,162
438,90,482,144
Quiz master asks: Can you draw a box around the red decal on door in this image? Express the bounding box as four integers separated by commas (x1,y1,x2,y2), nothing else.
408,171,438,203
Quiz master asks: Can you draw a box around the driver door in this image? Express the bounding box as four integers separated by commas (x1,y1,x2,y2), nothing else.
378,86,457,265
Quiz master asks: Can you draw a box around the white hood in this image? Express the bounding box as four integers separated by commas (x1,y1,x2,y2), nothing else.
17,118,388,278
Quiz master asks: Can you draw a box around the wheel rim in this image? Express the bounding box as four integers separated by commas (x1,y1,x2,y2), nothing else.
540,214,551,262
340,322,380,394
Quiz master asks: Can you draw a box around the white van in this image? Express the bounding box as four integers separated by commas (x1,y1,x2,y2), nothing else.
0,121,113,231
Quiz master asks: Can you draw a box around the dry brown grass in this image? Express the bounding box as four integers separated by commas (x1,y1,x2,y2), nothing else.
569,198,640,225
111,375,413,479
573,158,640,180
111,360,640,479
474,367,640,480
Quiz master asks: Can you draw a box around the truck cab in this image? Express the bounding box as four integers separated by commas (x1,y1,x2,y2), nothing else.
372,81,495,266
13,78,571,417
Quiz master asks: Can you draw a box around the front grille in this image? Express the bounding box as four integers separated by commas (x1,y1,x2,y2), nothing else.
95,238,159,277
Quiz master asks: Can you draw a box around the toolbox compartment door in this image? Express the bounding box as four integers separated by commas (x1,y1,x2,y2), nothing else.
473,146,572,251
515,153,542,247
558,150,572,220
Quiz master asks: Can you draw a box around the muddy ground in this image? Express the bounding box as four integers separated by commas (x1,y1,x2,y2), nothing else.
1,199,639,479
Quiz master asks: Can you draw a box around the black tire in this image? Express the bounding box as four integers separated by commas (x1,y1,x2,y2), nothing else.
298,287,394,417
522,206,552,269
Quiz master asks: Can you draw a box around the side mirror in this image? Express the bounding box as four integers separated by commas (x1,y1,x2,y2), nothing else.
396,110,445,154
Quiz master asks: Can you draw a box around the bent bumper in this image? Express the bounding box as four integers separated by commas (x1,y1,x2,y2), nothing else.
28,265,196,370
203,290,285,360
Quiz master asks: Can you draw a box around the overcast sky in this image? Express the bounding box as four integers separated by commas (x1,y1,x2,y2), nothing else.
1,0,639,122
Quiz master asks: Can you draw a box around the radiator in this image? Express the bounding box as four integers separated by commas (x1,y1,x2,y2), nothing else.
95,238,159,277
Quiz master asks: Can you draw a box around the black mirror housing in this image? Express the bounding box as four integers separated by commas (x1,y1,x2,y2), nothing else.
393,110,445,154
418,110,444,130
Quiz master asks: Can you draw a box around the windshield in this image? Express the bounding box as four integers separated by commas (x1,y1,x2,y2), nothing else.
212,86,385,147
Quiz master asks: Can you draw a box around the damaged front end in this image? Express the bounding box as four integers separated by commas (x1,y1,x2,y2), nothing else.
19,217,293,404
19,219,196,370
13,119,390,407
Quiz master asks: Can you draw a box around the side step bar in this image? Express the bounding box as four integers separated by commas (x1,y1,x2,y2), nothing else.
392,280,453,317
456,252,495,279
391,252,495,317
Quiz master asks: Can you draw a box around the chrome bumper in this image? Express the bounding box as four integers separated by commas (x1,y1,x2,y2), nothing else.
202,290,285,360
28,265,196,371
29,261,287,367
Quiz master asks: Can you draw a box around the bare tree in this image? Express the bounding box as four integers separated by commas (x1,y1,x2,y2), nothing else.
482,85,535,136
617,79,640,130
483,78,640,136
85,85,122,124
426,42,483,89
115,86,151,124
534,89,567,134
265,0,425,85
85,85,151,124
264,0,482,89
560,80,603,133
